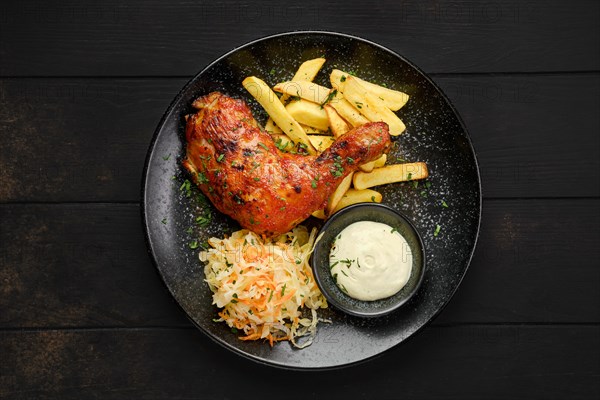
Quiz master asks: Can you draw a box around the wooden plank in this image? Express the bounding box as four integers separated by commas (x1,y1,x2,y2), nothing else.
0,204,189,328
433,73,600,198
0,0,598,76
0,78,184,203
0,74,598,202
435,198,600,324
0,326,598,399
0,200,598,329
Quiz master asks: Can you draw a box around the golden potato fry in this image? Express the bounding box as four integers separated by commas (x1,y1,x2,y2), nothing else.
358,154,387,172
353,162,428,190
273,81,332,104
292,58,326,81
324,105,350,138
266,58,327,131
330,69,409,111
279,58,327,104
340,76,406,135
359,160,376,173
308,135,335,152
285,99,329,131
332,188,382,214
326,172,353,216
311,209,326,219
373,154,387,168
328,91,369,127
300,124,328,135
264,118,283,134
242,76,316,154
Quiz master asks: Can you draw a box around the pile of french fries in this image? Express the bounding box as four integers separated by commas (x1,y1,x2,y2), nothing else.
242,58,428,219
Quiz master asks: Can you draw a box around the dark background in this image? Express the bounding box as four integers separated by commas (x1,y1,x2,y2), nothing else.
1,1,598,399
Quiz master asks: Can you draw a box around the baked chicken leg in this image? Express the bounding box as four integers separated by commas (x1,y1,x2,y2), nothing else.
183,92,391,236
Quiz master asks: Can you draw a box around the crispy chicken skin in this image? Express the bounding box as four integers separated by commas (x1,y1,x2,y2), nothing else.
182,92,391,236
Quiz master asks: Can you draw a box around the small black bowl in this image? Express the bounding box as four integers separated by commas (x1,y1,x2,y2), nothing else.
311,203,426,318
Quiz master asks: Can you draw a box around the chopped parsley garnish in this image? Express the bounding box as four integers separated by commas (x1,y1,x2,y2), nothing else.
197,172,209,184
179,179,192,197
258,142,269,151
216,154,225,162
311,175,319,189
331,156,344,177
434,224,441,237
189,240,199,249
161,218,167,224
275,138,290,152
320,89,338,108
441,200,449,208
162,153,171,161
406,172,413,180
340,75,347,82
250,161,261,173
196,214,211,227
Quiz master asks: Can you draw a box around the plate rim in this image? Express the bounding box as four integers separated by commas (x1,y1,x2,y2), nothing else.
140,30,483,370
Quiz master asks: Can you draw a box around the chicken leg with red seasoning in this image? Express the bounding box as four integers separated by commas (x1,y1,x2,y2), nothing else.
183,92,391,236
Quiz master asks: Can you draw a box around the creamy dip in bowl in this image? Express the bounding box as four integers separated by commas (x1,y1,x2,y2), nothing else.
311,203,426,318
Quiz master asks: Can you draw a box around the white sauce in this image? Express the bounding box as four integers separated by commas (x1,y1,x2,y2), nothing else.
329,221,412,301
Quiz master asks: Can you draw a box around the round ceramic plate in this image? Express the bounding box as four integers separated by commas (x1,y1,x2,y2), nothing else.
142,31,481,369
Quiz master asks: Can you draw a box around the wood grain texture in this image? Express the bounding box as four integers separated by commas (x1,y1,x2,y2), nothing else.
1,199,598,328
1,1,598,76
1,74,598,203
1,326,598,399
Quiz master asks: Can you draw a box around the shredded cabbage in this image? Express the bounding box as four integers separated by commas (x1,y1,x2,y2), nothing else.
200,225,328,348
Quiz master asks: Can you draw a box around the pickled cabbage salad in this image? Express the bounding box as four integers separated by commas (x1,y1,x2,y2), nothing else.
200,226,328,348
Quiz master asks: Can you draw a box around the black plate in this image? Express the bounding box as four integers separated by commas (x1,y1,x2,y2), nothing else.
142,31,481,369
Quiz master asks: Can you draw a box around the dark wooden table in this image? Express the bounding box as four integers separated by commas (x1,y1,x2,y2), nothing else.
1,1,599,399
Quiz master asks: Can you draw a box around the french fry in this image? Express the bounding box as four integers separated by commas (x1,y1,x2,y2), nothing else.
324,105,350,138
373,154,387,168
340,76,406,135
292,58,326,82
273,81,332,105
285,99,329,131
242,76,316,154
332,188,382,214
311,209,326,219
300,124,328,135
330,69,409,111
328,91,369,127
359,161,376,173
326,172,353,216
308,135,335,152
353,162,428,190
359,154,387,173
264,58,327,142
264,118,283,134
